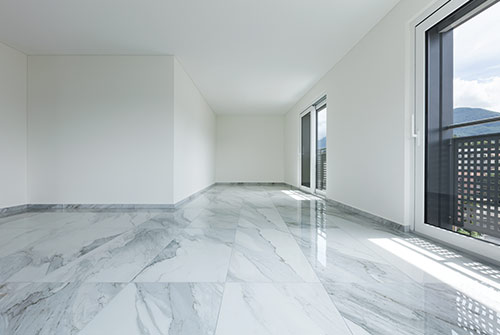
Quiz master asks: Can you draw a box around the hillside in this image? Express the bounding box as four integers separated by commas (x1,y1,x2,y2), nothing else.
453,107,500,137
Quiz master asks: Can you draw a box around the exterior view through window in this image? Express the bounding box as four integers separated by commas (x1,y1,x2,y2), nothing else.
301,97,327,193
316,105,327,191
425,0,500,245
301,113,311,188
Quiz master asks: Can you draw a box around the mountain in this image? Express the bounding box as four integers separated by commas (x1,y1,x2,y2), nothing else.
453,107,500,137
318,137,326,149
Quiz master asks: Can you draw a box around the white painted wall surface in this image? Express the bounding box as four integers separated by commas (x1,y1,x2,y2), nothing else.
216,115,284,183
284,0,435,226
173,59,216,203
28,56,175,204
0,43,27,209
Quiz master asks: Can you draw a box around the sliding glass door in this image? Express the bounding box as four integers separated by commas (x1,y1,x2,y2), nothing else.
300,97,327,195
316,103,327,193
415,0,500,261
301,110,312,189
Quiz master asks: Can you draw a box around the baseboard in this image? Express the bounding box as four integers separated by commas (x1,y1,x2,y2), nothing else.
283,183,409,233
0,183,408,237
27,204,175,211
215,182,289,186
0,184,218,218
0,204,28,218
173,183,216,208
325,198,409,233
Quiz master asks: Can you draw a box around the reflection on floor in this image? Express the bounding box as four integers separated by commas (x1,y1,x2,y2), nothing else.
0,184,499,334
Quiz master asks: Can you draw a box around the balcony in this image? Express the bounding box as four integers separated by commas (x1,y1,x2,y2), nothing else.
316,147,327,191
455,134,500,240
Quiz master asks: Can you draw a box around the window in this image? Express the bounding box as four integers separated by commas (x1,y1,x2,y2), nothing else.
316,103,327,191
300,96,327,194
301,113,311,188
425,0,500,245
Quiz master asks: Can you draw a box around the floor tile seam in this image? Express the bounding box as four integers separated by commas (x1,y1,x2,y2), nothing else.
335,224,433,286
0,212,79,229
0,215,39,227
73,282,132,335
255,201,294,234
1,280,241,285
213,280,229,334
128,230,188,283
224,280,325,284
52,226,184,283
223,217,242,284
266,224,323,284
0,227,141,283
228,219,311,284
285,229,356,335
234,226,295,235
222,279,355,334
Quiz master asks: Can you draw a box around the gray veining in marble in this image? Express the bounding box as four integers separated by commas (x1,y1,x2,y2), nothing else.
1,184,499,334
289,224,415,284
133,228,234,282
38,220,181,283
78,283,224,335
215,283,351,335
227,227,320,283
0,282,124,335
325,281,498,335
238,206,288,231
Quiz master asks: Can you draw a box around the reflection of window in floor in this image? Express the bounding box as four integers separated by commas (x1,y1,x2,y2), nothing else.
402,237,500,286
456,291,500,335
404,237,462,259
281,190,321,201
371,236,500,325
463,262,500,280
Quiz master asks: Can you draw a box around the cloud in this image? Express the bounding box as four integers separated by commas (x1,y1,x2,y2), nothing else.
317,109,327,140
454,1,500,80
454,77,500,113
452,2,500,113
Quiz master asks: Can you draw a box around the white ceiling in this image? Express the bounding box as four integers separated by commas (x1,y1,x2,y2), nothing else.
0,0,399,114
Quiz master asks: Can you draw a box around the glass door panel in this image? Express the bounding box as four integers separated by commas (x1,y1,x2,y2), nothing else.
301,112,311,188
316,105,327,191
415,0,500,265
301,99,326,194
424,0,500,245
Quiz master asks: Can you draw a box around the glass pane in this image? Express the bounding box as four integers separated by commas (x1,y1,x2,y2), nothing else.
301,113,311,188
452,2,500,243
453,1,500,124
426,1,500,245
316,106,327,190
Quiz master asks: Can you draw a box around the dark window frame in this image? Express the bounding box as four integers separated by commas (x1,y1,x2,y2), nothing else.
425,0,500,235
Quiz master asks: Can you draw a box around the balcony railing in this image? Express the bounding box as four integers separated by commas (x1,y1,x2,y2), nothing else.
455,134,500,238
316,148,327,191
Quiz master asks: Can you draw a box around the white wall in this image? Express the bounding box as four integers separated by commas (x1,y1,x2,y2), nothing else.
173,59,216,203
285,0,435,226
0,43,27,209
28,56,175,205
216,115,284,183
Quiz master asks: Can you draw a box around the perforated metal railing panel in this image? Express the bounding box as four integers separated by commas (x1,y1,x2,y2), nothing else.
316,148,327,191
455,135,500,238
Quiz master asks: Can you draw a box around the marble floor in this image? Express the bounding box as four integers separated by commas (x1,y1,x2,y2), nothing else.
1,185,500,335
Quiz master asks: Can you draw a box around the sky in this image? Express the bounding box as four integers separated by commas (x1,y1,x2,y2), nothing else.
317,108,327,148
454,1,500,112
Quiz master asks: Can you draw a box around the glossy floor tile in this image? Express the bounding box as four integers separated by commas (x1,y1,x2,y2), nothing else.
133,228,234,282
0,185,499,334
0,282,124,335
215,282,350,335
78,283,224,335
227,227,319,283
